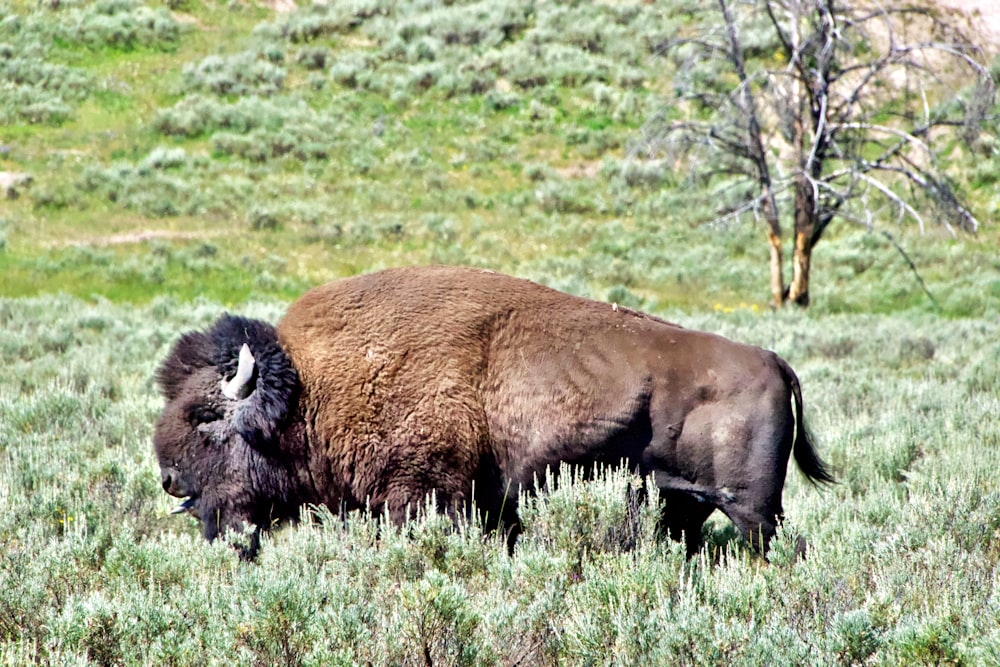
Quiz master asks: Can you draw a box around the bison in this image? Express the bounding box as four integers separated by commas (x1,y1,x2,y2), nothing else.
154,265,832,558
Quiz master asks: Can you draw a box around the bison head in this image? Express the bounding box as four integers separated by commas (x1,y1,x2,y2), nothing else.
154,315,301,556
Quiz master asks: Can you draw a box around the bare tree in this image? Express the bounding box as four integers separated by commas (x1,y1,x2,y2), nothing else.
633,0,994,307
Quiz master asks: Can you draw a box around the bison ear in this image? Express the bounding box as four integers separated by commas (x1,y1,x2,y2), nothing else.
210,315,299,449
156,331,213,401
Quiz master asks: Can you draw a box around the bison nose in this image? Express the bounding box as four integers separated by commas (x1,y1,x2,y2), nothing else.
161,468,192,497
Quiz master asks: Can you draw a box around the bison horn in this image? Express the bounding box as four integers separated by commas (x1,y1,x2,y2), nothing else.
221,343,256,400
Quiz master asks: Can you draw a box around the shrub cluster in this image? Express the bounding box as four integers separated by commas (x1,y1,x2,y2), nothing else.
0,41,89,124
0,0,179,124
155,95,358,165
2,298,999,664
182,50,287,97
52,0,181,52
155,95,285,138
252,0,665,106
79,149,210,218
2,0,180,52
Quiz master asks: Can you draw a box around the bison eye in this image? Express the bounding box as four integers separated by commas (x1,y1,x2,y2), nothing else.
190,406,222,425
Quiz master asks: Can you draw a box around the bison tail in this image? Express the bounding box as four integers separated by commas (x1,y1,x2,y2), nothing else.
777,356,836,486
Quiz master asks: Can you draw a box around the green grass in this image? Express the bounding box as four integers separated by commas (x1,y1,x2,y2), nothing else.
1,0,1000,663
0,241,309,304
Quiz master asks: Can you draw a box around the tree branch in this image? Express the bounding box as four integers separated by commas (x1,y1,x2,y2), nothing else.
853,171,930,234
878,230,939,308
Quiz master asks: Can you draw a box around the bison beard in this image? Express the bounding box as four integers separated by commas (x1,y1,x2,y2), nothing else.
153,265,833,559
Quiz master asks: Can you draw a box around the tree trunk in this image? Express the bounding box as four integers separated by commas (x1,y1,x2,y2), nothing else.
718,0,786,308
788,176,815,306
785,0,820,309
763,190,784,308
788,230,812,307
768,231,784,308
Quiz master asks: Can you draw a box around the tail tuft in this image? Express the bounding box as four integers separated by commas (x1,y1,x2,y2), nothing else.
777,357,835,486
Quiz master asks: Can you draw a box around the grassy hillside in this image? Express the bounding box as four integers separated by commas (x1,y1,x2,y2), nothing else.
1,0,998,314
1,1,999,664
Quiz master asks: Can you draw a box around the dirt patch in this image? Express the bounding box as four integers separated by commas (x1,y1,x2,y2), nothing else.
171,11,214,30
553,161,603,180
0,172,32,199
263,0,297,12
937,0,1000,52
57,230,221,248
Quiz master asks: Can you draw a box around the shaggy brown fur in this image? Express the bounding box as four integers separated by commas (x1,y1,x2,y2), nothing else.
154,265,832,557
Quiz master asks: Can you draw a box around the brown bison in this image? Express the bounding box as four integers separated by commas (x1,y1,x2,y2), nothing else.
154,265,832,558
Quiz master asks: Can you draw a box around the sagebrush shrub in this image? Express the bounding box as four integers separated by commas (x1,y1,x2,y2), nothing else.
2,286,1000,664
182,51,286,96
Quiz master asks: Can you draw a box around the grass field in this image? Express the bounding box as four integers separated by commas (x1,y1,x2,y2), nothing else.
2,298,999,665
2,0,999,664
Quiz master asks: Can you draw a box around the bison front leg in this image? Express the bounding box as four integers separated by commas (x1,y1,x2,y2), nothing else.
200,506,263,561
380,472,523,553
381,482,465,528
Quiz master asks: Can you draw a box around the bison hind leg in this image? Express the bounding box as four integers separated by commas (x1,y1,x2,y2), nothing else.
720,500,788,556
657,489,715,558
471,480,522,555
487,506,522,555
